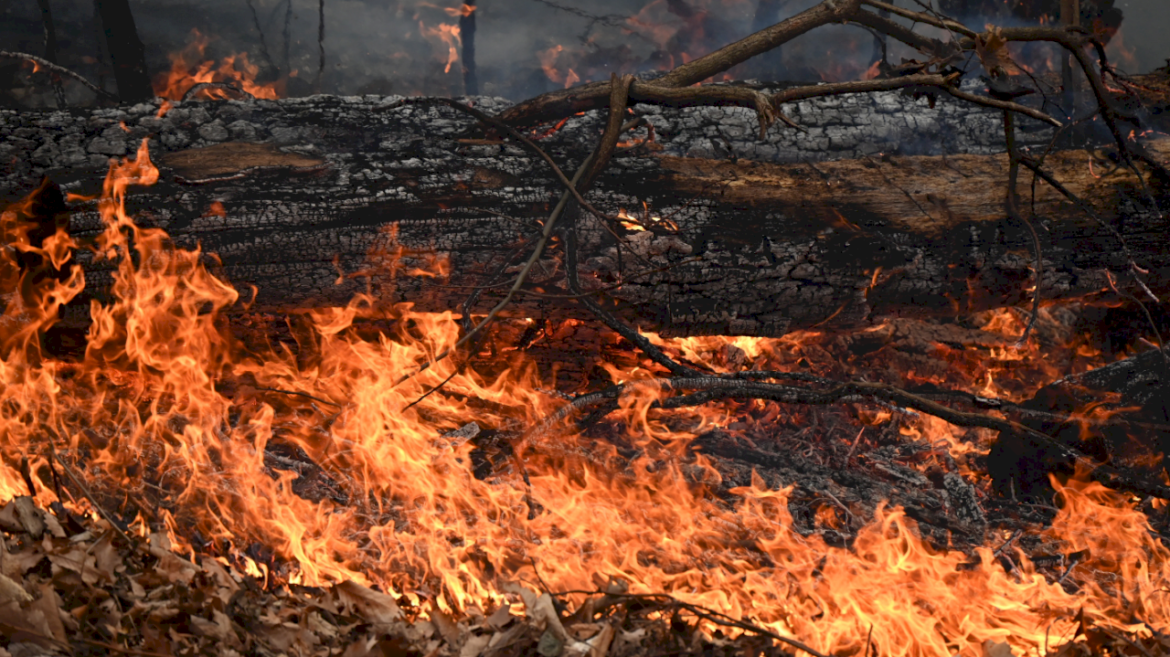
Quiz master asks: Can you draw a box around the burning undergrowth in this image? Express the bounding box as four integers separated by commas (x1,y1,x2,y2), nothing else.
1,141,1170,657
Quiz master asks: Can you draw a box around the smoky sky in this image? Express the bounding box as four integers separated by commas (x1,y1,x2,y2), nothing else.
1,0,1167,106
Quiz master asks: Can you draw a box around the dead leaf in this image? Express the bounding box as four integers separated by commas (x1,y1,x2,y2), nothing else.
305,609,339,641
190,609,234,642
0,574,30,605
0,599,55,649
147,533,197,584
92,532,120,583
0,503,23,534
531,594,591,655
2,545,42,579
47,544,99,584
334,580,403,625
41,512,66,539
429,604,462,646
486,623,527,654
12,498,44,540
984,639,1016,657
486,604,513,630
31,583,67,644
460,634,491,657
199,556,240,603
586,623,615,657
975,26,1020,76
537,629,562,657
500,581,538,612
341,635,414,657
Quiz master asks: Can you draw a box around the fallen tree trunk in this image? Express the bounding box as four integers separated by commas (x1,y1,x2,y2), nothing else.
2,92,1168,336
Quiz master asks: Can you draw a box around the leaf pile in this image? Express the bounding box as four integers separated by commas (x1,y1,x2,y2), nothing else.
2,493,1169,657
0,496,767,657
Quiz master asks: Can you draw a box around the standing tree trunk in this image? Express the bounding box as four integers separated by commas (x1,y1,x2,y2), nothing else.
460,0,479,96
1060,0,1080,115
94,0,152,103
747,0,786,81
34,0,66,108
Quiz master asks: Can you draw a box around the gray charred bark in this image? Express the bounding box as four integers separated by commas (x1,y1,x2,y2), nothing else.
1,92,1168,337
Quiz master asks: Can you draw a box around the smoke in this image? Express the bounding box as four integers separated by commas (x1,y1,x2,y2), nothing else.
0,0,1167,107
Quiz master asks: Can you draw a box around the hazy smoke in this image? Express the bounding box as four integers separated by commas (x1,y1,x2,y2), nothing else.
0,0,1166,108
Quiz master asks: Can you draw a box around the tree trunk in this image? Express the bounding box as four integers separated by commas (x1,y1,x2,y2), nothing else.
2,91,1168,337
93,0,152,103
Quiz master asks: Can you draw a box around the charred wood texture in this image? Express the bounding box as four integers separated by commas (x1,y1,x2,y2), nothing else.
459,0,478,96
1,89,1168,337
990,344,1170,500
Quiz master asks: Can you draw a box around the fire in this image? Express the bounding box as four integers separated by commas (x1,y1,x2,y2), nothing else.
420,21,462,74
538,45,580,89
444,3,476,18
1,140,1169,656
1105,25,1140,73
154,28,284,101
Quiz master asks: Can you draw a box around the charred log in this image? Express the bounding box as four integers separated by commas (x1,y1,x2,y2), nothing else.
990,342,1170,499
1,90,1168,339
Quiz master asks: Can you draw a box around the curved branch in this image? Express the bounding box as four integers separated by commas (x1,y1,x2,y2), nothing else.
0,50,120,103
497,0,863,127
941,85,1062,126
849,8,954,57
547,376,1170,501
860,0,977,38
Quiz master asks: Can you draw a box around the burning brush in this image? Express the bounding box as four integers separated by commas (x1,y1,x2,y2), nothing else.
0,119,1167,656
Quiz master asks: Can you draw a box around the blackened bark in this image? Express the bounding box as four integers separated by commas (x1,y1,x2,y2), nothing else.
989,343,1170,500
35,0,66,108
460,0,478,96
316,0,325,83
94,0,152,103
1,93,1167,338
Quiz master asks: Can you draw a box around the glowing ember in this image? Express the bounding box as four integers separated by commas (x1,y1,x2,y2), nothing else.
0,140,1168,656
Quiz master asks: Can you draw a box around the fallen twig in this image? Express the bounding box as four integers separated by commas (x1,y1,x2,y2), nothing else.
0,50,120,103
48,447,135,546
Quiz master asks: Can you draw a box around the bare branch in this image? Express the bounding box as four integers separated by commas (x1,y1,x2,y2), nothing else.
0,50,119,103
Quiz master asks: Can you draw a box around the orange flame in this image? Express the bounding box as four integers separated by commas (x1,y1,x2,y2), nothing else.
154,28,284,101
444,3,476,17
0,134,1166,657
420,21,462,74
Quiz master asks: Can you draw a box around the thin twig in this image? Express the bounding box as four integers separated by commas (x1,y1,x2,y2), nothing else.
861,0,976,38
612,592,836,657
942,85,1062,127
253,387,342,408
1002,106,1043,345
534,375,1170,500
49,447,134,546
0,50,119,102
378,96,626,230
244,0,279,75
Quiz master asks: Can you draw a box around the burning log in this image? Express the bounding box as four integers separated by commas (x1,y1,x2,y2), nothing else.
3,3,1170,654
1,87,1167,339
991,344,1170,499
